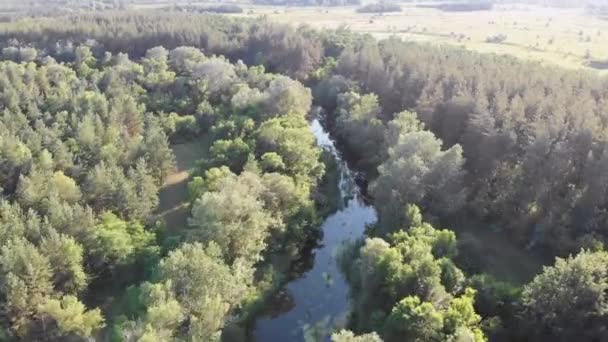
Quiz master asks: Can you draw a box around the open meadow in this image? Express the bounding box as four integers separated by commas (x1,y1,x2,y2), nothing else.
232,3,608,73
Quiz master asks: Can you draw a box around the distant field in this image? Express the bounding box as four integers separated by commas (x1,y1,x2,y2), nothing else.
227,3,608,73
6,0,608,73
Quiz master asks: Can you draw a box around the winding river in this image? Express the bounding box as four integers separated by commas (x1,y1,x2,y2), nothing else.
252,116,377,341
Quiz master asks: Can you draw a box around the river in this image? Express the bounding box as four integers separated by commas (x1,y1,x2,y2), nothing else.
252,116,378,341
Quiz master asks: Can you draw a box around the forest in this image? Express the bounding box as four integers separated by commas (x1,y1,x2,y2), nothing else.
0,10,608,342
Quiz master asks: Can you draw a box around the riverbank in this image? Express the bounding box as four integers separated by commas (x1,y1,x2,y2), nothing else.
251,118,377,341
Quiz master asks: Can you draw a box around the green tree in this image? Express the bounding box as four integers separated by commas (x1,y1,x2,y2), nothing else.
118,281,185,341
386,110,425,147
256,116,323,183
384,296,444,342
40,231,88,294
187,166,234,202
332,330,383,342
126,159,160,220
260,152,286,173
335,91,386,169
91,212,155,269
205,138,251,173
37,295,104,339
189,172,273,263
373,131,466,233
50,171,82,204
169,46,206,75
384,289,485,342
522,250,608,341
141,117,175,183
0,239,53,336
155,242,252,340
263,75,312,119
443,288,484,339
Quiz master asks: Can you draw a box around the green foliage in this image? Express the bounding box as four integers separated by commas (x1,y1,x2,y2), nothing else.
345,205,485,341
128,242,253,341
189,171,273,263
142,118,176,183
17,169,81,211
256,115,324,184
0,17,328,340
467,274,522,339
161,112,200,141
439,259,466,294
263,75,313,119
37,295,104,338
260,152,286,173
331,35,608,255
386,111,425,146
0,239,53,336
313,74,352,110
40,231,87,294
332,330,383,342
335,92,386,170
384,289,485,342
205,138,251,173
522,250,608,340
92,212,155,269
384,296,444,342
6,11,605,342
373,126,466,233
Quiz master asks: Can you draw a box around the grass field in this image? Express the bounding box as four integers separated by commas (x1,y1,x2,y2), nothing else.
156,139,208,231
232,3,608,73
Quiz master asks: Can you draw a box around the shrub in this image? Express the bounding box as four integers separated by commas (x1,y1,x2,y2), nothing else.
357,3,401,13
485,34,507,44
177,4,244,14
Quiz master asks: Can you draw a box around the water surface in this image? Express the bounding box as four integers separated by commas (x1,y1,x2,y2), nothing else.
252,117,377,341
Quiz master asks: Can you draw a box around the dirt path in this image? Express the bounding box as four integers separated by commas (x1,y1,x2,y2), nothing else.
156,141,205,231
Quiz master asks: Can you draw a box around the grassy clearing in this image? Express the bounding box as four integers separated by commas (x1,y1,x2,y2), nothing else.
232,3,608,73
156,137,210,232
456,226,545,285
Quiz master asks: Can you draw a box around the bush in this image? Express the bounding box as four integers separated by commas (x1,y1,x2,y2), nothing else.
161,113,200,141
357,3,401,13
201,4,244,14
485,34,507,44
177,4,244,14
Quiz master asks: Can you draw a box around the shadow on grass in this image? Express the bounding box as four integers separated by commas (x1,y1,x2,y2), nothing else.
156,139,209,231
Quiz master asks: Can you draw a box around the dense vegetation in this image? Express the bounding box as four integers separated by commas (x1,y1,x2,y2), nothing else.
1,10,608,342
0,13,324,80
321,38,608,257
174,4,244,14
341,205,486,341
0,38,325,340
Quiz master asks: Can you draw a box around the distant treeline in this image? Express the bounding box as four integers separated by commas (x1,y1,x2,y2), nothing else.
356,2,401,13
491,0,605,8
252,0,361,6
587,3,608,17
417,1,493,12
174,4,244,14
